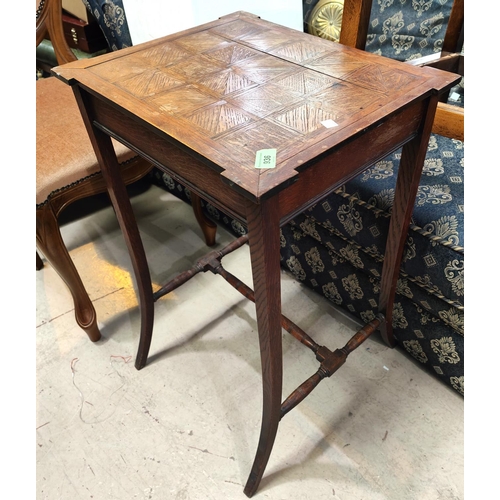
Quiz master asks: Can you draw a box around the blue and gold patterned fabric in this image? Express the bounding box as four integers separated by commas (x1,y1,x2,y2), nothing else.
364,0,454,61
286,0,464,395
83,0,132,50
147,0,464,396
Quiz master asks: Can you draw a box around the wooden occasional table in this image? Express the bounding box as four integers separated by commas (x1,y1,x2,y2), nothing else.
53,11,459,497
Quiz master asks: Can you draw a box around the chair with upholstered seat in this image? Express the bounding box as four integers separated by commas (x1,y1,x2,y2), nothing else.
36,0,155,342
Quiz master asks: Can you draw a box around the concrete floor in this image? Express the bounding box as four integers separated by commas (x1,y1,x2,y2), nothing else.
36,184,464,499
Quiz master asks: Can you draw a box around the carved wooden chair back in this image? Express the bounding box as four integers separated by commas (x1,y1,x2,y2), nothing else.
37,0,77,65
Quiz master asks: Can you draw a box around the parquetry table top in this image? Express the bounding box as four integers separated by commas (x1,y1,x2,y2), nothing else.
54,11,457,202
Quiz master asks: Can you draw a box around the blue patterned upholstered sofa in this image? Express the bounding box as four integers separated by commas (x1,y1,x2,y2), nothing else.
87,0,464,396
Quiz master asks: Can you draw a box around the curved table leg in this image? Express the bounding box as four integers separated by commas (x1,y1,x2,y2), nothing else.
102,147,155,369
36,251,44,270
378,94,440,347
191,192,217,246
100,142,155,370
72,86,155,370
36,203,101,342
243,197,283,497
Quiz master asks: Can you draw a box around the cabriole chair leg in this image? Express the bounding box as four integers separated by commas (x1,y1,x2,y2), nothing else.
36,203,101,342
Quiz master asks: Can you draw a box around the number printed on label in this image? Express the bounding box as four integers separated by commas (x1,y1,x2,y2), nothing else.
254,149,277,169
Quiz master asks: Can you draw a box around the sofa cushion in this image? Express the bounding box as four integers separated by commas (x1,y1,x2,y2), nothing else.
278,127,463,395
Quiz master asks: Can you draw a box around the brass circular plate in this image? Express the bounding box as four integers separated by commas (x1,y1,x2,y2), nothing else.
307,0,344,42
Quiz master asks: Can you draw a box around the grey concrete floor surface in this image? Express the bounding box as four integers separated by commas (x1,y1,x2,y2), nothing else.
35,185,464,499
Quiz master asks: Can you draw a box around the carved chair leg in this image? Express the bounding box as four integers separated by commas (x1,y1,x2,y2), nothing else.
191,192,217,246
36,251,44,270
36,203,101,342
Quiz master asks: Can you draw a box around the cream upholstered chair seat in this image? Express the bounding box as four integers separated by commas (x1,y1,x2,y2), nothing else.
36,77,136,206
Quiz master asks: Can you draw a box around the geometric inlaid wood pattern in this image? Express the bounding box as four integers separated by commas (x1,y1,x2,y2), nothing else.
237,30,300,52
65,11,458,200
195,69,257,96
310,82,385,118
174,31,230,53
206,43,260,65
135,43,194,68
270,82,383,134
231,54,298,83
186,102,253,137
210,19,264,40
345,64,421,94
271,69,339,96
230,83,303,117
117,68,185,98
269,40,331,64
167,54,226,80
305,52,370,80
147,85,216,115
271,101,341,135
87,45,191,84
216,118,303,168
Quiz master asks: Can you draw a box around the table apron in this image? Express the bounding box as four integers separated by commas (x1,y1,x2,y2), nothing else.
278,99,427,224
85,91,250,223
85,88,426,228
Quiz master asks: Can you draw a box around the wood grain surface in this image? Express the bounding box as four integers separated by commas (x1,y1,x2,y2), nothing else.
53,11,459,202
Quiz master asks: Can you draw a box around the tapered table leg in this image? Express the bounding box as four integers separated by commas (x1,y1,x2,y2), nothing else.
191,192,217,247
378,94,440,347
72,86,155,370
243,197,283,498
